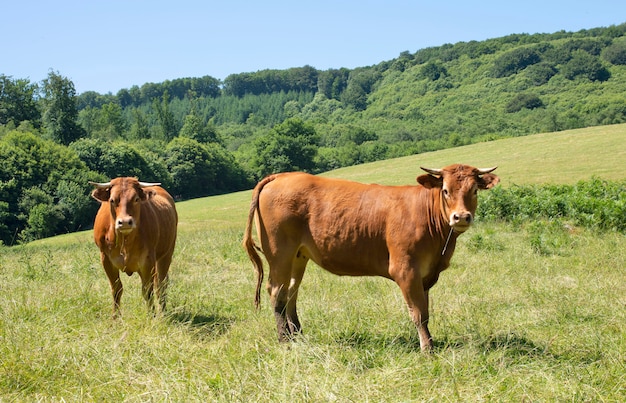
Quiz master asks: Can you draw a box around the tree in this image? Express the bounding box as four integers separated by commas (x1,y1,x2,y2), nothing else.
179,106,220,143
165,137,216,198
492,48,541,78
153,91,177,141
317,68,349,100
251,118,318,178
524,62,557,86
420,61,447,81
341,69,381,111
165,137,249,198
0,202,12,245
505,93,544,113
18,187,64,242
41,71,85,145
128,109,150,140
99,102,128,138
70,138,159,181
0,130,101,244
0,75,40,126
561,51,611,81
602,40,626,65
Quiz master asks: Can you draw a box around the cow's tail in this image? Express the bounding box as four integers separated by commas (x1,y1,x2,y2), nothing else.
243,174,278,309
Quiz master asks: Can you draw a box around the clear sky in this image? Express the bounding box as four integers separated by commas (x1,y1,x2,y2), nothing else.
3,0,625,94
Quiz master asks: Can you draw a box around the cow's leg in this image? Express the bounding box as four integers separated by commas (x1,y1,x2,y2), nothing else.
102,254,123,318
155,255,171,313
285,251,308,335
267,253,299,342
138,267,156,313
391,260,433,352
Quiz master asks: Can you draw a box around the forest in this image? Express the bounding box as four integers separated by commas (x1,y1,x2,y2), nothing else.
1,23,626,244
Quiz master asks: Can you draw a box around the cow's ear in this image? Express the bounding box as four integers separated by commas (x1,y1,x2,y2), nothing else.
91,188,110,202
478,173,500,189
417,174,443,189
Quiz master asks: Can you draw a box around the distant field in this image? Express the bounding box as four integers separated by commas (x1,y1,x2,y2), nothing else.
325,123,626,186
2,125,625,401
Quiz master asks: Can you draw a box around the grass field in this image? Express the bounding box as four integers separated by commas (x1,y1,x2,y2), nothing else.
1,125,625,401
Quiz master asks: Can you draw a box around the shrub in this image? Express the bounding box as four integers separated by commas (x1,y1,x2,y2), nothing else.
478,178,626,233
524,62,557,86
420,62,448,81
601,40,626,65
561,51,611,82
505,93,544,113
493,48,541,78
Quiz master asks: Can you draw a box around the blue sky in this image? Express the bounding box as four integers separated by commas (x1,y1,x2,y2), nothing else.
3,0,625,94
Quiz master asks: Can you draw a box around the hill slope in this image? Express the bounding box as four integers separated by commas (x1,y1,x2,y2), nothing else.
324,123,626,186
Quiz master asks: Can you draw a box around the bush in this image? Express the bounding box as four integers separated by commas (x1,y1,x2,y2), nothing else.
524,62,557,86
493,48,541,78
478,178,626,233
561,51,611,82
70,138,166,184
505,93,544,113
602,40,626,65
0,131,102,244
420,62,448,81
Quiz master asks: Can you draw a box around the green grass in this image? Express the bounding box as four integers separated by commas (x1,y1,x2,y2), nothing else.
1,125,625,401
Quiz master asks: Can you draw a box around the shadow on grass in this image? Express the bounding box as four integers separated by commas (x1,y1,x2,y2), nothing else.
481,332,547,356
334,329,577,361
334,329,421,352
167,310,235,338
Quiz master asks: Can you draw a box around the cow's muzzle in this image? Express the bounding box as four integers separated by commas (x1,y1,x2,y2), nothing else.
115,217,135,234
449,211,472,232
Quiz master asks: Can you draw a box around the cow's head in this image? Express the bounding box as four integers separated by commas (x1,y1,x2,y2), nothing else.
90,177,160,234
417,164,499,233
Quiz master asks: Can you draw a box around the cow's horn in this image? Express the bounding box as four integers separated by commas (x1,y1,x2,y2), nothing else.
89,181,111,188
477,166,497,174
138,181,161,188
420,167,443,176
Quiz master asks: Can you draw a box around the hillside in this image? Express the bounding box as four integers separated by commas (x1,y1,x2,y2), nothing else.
68,23,626,181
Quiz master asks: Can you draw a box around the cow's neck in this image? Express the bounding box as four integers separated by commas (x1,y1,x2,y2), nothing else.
425,187,458,256
425,187,451,236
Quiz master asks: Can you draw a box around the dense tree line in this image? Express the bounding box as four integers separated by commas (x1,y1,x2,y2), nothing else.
1,23,626,244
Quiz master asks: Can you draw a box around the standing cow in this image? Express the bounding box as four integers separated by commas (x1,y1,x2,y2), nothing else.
243,164,499,351
90,177,178,317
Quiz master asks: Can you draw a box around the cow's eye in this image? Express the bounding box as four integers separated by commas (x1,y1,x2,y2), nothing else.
442,188,449,198
109,199,115,205
134,197,140,203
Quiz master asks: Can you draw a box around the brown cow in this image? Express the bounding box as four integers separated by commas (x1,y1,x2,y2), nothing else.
90,177,178,317
243,164,499,351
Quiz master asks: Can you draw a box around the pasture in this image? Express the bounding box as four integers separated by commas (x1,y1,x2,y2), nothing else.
1,124,625,401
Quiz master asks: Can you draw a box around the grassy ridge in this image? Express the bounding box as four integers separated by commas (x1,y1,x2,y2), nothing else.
324,123,626,186
1,125,625,401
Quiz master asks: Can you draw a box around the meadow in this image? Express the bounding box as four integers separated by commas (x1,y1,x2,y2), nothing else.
0,124,625,401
